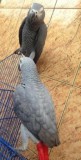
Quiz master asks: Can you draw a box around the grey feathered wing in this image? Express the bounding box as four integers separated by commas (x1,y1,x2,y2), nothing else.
13,84,60,148
12,17,26,54
13,19,47,62
34,23,47,63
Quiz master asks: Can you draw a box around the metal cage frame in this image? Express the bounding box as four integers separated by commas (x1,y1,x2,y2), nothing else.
0,54,27,160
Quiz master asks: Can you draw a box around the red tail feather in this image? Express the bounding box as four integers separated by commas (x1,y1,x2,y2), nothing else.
37,142,49,160
42,143,49,160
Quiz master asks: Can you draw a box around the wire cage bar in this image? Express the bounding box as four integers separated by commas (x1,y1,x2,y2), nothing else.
0,54,27,159
0,137,26,160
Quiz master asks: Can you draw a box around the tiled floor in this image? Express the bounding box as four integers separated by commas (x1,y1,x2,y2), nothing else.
0,0,81,159
50,87,81,160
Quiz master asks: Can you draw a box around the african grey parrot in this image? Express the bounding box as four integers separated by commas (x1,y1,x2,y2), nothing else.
13,56,60,160
14,3,47,63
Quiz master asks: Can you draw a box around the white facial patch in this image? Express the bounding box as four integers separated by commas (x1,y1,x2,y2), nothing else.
32,9,37,13
40,7,44,12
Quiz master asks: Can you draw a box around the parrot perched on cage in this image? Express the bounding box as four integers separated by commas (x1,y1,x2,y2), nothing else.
14,3,47,63
13,56,60,160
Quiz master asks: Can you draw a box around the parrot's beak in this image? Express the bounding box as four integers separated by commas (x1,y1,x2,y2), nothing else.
31,12,35,19
32,12,35,17
18,64,21,71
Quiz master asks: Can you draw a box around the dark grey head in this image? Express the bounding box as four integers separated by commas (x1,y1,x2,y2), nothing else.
28,3,45,24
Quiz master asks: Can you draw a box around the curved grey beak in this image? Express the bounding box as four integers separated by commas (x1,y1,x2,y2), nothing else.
18,64,21,71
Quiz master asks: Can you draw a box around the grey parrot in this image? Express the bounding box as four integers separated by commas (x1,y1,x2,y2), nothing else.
13,56,60,159
14,3,47,63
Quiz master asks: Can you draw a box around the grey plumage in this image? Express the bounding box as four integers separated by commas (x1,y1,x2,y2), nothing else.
13,57,60,148
15,3,47,63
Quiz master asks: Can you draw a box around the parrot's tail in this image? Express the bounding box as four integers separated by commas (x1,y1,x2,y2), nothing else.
37,142,49,160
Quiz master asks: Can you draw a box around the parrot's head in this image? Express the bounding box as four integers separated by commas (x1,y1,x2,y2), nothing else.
18,56,40,82
28,3,45,25
18,56,36,73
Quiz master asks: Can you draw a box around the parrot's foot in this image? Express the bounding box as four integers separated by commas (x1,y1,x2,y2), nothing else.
15,47,23,55
14,48,21,55
18,50,22,55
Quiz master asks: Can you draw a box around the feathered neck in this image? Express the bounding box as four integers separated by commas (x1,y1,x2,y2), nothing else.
26,17,43,31
21,65,40,84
